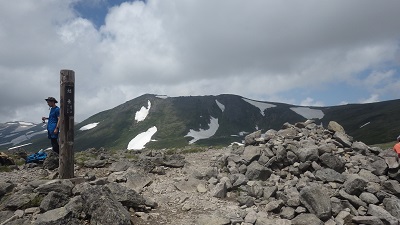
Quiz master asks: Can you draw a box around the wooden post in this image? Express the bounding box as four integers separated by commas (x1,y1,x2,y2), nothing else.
59,70,75,179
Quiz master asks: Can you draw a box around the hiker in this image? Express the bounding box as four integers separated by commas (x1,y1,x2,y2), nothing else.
42,97,60,154
394,135,400,158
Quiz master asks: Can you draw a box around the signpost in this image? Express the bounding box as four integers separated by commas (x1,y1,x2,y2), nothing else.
59,70,75,179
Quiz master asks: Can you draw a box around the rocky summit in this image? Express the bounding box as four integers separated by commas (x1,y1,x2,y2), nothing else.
1,120,400,225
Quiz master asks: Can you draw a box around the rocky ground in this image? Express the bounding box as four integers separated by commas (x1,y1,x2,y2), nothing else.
0,120,400,225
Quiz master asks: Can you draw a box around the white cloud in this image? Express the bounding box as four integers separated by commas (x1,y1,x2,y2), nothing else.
300,97,324,107
360,94,380,104
1,0,400,123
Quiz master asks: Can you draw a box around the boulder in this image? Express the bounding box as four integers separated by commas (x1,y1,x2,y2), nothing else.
292,213,323,225
299,185,332,221
33,207,80,225
327,121,345,133
42,151,59,170
35,179,74,197
296,146,319,163
343,175,368,196
315,168,345,183
105,182,147,209
245,161,272,181
333,132,352,148
367,204,399,225
244,130,262,145
39,191,69,212
319,153,346,173
81,185,132,225
383,197,400,219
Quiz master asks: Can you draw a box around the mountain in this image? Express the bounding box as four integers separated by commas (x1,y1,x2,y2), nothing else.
1,94,400,152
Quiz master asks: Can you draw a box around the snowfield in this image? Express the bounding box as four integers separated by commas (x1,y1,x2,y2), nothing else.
242,98,276,116
135,100,151,122
127,126,158,150
215,100,225,112
79,123,99,131
186,117,219,144
290,107,324,119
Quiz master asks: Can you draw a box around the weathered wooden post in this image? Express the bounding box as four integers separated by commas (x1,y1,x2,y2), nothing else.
59,70,75,179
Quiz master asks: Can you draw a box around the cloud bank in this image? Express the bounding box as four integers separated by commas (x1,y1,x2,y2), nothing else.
1,0,399,123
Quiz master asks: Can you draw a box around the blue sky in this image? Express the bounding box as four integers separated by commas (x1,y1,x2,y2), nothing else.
0,0,399,123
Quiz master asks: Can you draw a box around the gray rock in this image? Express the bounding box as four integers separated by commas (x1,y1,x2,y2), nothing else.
1,192,39,210
327,121,345,133
299,185,332,221
247,183,264,198
244,210,257,224
263,185,278,199
84,159,107,168
0,181,15,197
367,204,399,225
211,182,227,198
245,130,262,145
196,214,231,225
237,195,254,207
81,185,132,225
39,191,69,212
382,180,400,197
33,207,80,225
287,151,298,164
34,179,74,197
370,157,388,176
292,213,323,225
0,211,14,224
383,197,400,219
296,146,319,163
109,161,130,172
338,189,367,208
384,157,399,169
352,141,369,154
330,197,358,217
319,153,345,173
265,199,284,212
318,143,336,154
64,196,84,218
242,146,261,164
280,206,296,219
105,182,147,209
245,161,272,181
333,132,352,147
359,192,379,204
358,169,381,183
352,216,384,225
231,173,248,188
42,151,59,170
315,168,345,183
343,175,368,196
125,171,153,193
256,211,291,225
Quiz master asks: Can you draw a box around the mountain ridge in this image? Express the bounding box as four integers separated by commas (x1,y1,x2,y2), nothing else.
1,94,399,152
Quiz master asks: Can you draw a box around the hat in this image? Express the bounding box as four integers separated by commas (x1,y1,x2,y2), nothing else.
45,97,58,103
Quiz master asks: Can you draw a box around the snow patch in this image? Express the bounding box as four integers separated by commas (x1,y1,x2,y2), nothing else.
80,123,99,131
242,98,276,116
229,142,244,147
127,126,157,150
290,107,324,119
135,100,151,122
215,100,225,112
185,117,219,144
360,122,370,128
19,122,34,126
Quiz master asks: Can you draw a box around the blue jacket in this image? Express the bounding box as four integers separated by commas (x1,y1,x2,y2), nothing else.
47,106,60,139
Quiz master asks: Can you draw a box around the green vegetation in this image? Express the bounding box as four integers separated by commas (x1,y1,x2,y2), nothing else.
371,141,397,150
0,166,12,172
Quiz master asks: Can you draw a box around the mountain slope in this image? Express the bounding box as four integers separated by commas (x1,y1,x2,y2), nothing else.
1,94,400,152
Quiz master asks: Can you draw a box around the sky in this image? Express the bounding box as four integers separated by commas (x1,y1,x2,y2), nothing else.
1,0,400,123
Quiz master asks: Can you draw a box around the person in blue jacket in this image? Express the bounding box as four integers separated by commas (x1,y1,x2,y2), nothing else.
42,97,60,154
